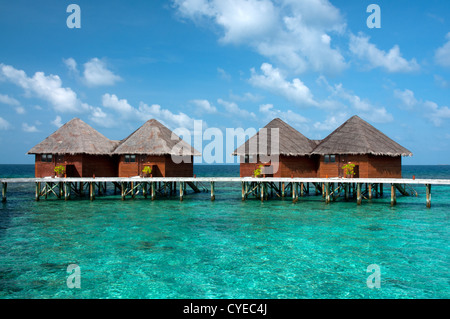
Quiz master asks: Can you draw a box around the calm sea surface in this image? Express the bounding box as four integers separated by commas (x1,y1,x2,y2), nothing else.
0,164,449,298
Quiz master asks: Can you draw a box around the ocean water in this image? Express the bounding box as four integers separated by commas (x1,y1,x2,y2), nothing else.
0,164,449,299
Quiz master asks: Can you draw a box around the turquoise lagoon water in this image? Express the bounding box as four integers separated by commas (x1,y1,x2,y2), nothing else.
0,165,449,299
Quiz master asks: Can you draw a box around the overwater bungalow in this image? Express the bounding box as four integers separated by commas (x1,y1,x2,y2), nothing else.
311,115,412,178
113,119,200,177
232,118,319,177
27,118,119,177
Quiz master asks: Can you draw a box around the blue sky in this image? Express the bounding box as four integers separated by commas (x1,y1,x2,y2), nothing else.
0,0,449,164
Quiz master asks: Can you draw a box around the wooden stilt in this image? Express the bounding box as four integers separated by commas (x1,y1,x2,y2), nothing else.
1,182,7,202
322,183,325,198
325,182,330,204
151,182,155,200
292,182,297,202
242,182,245,201
391,184,396,206
300,182,304,197
180,181,184,201
89,182,94,201
344,183,349,200
380,183,383,197
281,182,285,197
121,182,125,200
35,182,40,201
64,182,69,201
210,181,215,201
357,183,362,205
426,184,431,208
368,184,372,200
143,182,147,199
260,182,264,202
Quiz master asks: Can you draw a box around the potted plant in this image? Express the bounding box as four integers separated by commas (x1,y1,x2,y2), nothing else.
253,165,263,177
142,165,152,177
54,165,65,178
342,163,355,178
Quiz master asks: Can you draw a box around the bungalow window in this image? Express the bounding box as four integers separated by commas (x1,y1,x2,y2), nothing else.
244,155,249,163
125,155,136,163
41,154,53,163
324,155,336,163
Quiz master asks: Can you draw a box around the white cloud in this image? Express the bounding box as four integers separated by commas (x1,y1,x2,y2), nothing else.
319,76,393,123
15,106,26,114
0,93,20,106
435,32,450,67
83,58,122,86
22,123,39,133
0,117,11,130
249,63,318,107
217,98,256,119
173,0,347,74
138,102,196,129
394,89,418,109
424,100,450,126
0,63,87,113
313,112,348,131
101,93,198,129
349,33,419,73
258,103,308,128
190,99,217,113
63,57,122,86
102,93,134,114
51,115,63,128
217,67,231,81
63,57,78,74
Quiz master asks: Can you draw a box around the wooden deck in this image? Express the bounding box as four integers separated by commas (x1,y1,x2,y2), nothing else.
1,176,450,207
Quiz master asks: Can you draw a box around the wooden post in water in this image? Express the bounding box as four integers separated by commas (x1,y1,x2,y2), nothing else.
281,182,285,197
64,182,69,201
300,182,304,197
368,184,372,200
35,182,40,201
242,182,245,201
344,183,349,200
426,184,431,208
180,181,184,201
357,183,362,205
151,182,156,200
210,181,215,201
121,182,125,201
292,182,297,202
143,182,147,199
380,183,383,197
391,184,396,206
1,182,6,202
260,182,264,202
89,182,94,201
325,182,330,204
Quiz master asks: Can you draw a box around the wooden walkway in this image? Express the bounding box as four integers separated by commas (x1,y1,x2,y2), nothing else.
1,176,450,207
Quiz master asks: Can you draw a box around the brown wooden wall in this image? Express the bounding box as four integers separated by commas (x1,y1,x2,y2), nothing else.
367,155,402,178
81,155,118,177
117,154,194,177
317,154,402,178
34,154,117,177
239,155,318,177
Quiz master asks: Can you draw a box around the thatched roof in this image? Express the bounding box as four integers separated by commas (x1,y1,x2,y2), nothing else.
311,115,412,156
27,118,119,155
232,118,317,156
113,119,201,156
